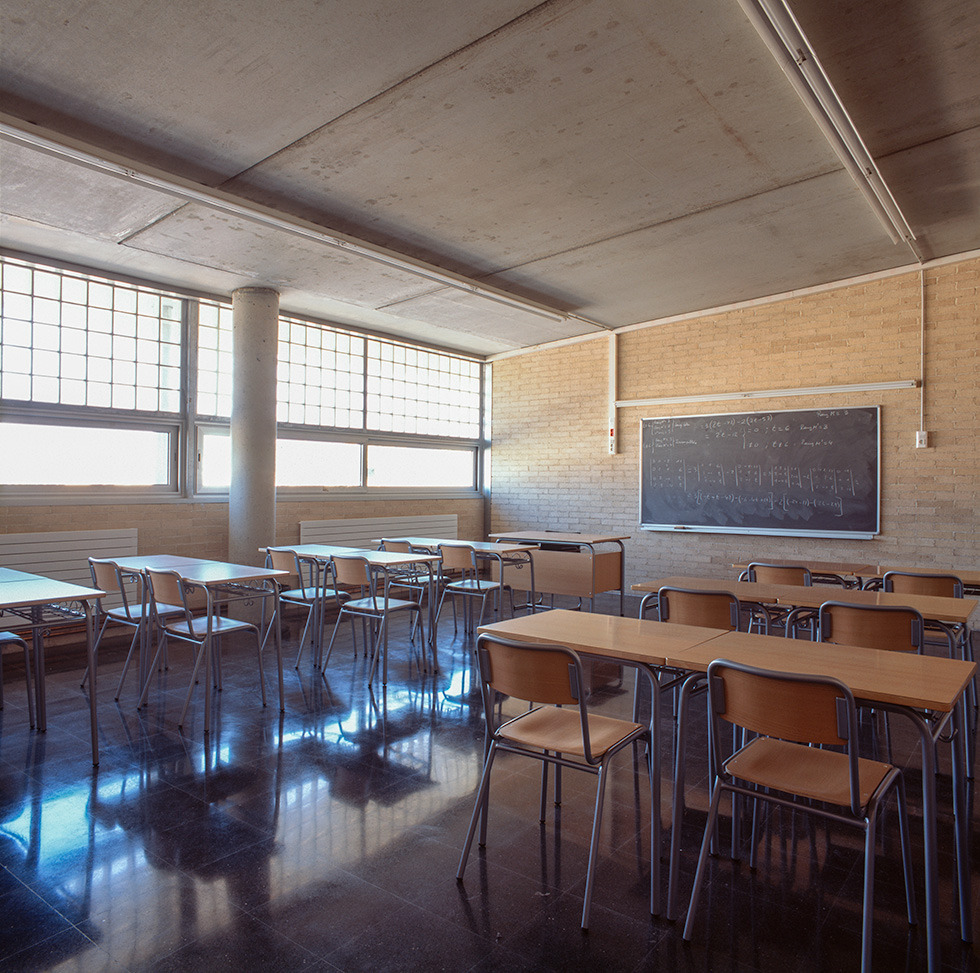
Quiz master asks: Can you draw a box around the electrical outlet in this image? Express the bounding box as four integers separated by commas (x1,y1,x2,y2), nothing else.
916,430,930,448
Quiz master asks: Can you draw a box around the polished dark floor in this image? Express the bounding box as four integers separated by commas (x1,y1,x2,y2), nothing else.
1,600,979,972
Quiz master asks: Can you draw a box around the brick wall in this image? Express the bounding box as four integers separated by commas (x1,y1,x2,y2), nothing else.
0,498,485,562
490,257,980,588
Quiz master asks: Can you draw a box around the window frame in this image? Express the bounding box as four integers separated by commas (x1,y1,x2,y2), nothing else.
1,255,487,504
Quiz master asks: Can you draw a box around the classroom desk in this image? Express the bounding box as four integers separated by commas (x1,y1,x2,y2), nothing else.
489,530,630,614
112,554,221,694
877,564,980,595
732,559,876,585
375,536,538,618
0,572,105,764
634,575,979,632
170,560,287,730
289,544,442,669
113,556,288,730
478,608,731,917
481,607,974,970
664,629,976,972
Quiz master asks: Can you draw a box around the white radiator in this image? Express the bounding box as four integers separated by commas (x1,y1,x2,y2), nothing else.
0,528,139,614
300,515,458,549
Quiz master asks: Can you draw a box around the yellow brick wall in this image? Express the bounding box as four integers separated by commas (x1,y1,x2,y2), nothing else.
490,257,980,587
0,498,485,561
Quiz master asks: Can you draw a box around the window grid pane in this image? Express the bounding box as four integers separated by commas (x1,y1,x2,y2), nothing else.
366,339,481,437
196,300,235,418
0,257,183,412
277,314,365,429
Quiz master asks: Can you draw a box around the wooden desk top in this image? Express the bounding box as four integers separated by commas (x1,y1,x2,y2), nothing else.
732,559,877,576
478,609,727,667
0,575,105,608
0,567,40,584
771,585,978,624
489,531,630,546
633,575,979,625
878,564,980,586
666,629,976,712
288,543,363,560
632,576,792,604
373,537,536,555
112,554,215,572
148,561,289,587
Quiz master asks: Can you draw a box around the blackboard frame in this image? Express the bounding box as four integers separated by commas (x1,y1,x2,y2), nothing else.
639,406,880,539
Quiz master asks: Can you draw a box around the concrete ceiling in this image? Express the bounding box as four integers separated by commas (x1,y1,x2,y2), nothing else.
1,0,978,357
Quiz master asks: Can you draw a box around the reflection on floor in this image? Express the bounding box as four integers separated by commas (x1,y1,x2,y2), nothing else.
0,598,977,972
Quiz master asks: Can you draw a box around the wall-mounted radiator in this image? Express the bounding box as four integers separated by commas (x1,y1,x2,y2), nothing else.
299,515,457,548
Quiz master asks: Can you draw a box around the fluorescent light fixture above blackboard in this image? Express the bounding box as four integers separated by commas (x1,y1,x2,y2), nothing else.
735,0,919,256
617,379,917,409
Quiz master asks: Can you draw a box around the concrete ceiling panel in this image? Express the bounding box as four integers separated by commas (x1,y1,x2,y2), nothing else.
496,170,913,325
0,140,182,240
790,0,980,154
379,287,604,347
227,0,843,278
122,204,445,306
0,0,542,182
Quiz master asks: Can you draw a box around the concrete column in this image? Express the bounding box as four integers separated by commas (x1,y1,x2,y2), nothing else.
229,287,279,568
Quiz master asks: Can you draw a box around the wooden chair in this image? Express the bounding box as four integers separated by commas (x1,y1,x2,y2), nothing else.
321,554,424,685
683,659,917,973
141,568,266,726
264,547,349,668
435,543,512,634
657,586,746,631
883,570,967,658
744,562,813,585
818,601,924,654
0,631,35,726
457,634,654,929
86,557,182,701
744,562,814,634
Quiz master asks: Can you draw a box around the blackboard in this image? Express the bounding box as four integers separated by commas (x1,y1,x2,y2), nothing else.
639,407,880,537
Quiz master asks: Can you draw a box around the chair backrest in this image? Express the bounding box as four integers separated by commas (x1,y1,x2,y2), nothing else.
657,587,741,630
818,601,924,653
883,570,963,598
329,555,377,600
88,557,138,620
266,547,308,593
746,562,812,586
438,543,477,574
379,539,412,554
707,659,862,813
146,568,202,635
476,633,596,761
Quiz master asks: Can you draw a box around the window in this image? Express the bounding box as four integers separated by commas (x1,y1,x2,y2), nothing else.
0,259,182,412
0,422,173,487
1,255,485,500
366,445,475,488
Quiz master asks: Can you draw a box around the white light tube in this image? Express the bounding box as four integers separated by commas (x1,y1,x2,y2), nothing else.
617,379,918,409
735,0,919,254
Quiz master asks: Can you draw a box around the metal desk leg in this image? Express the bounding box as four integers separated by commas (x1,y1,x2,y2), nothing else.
668,672,707,921
84,600,99,765
952,695,973,943
272,584,285,712
31,610,46,732
640,663,663,916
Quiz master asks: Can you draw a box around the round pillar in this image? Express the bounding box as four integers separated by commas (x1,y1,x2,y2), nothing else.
229,287,279,568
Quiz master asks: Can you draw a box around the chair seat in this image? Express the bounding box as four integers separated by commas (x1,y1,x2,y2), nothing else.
106,601,182,623
500,706,645,760
726,736,893,808
163,615,256,640
446,578,499,593
343,596,419,615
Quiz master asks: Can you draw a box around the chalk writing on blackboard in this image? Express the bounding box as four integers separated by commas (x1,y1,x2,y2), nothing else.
639,407,879,536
